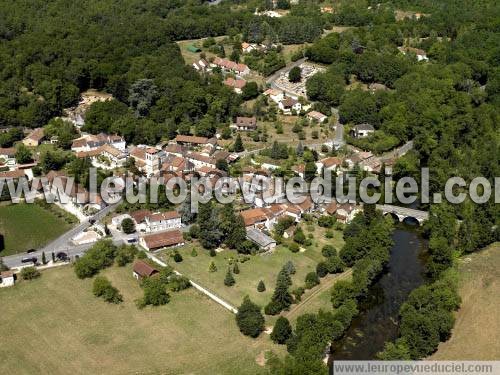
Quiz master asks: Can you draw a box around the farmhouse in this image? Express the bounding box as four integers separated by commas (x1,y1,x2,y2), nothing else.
307,111,328,123
140,230,185,251
132,260,159,280
175,135,210,147
212,57,250,76
279,97,302,114
71,133,126,153
223,77,247,94
76,144,126,169
192,58,211,72
350,124,375,138
231,116,257,131
144,211,182,232
263,88,284,104
22,128,45,147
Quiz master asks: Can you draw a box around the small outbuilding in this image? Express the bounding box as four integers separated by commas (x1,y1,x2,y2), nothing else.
0,271,15,287
246,228,276,252
350,124,375,138
187,45,201,53
132,260,159,280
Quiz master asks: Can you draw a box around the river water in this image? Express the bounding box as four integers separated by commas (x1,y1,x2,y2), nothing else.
331,225,427,360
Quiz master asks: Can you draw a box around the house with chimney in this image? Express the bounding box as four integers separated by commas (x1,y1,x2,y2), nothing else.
231,116,257,131
22,128,45,147
71,133,126,153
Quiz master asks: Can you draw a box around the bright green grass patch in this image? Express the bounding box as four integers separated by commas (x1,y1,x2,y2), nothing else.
0,203,74,256
0,264,282,375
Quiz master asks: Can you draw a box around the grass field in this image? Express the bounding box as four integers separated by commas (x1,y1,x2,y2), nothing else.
0,264,283,375
430,243,500,360
160,227,344,311
0,203,74,256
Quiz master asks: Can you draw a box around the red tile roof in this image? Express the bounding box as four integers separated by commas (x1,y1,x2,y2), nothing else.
133,260,159,278
142,230,184,250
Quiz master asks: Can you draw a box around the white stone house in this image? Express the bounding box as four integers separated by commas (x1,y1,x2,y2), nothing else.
279,97,302,115
144,211,182,233
350,124,375,138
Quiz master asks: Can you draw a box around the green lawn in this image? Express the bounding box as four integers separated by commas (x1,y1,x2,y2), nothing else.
160,227,344,311
0,203,74,256
0,264,283,375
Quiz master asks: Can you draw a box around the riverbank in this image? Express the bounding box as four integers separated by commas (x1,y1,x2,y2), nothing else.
331,225,427,359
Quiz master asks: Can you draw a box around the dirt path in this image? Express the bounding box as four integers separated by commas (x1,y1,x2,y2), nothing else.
285,269,352,320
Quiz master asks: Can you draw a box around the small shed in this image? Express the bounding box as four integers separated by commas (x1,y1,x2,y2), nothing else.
0,271,15,287
132,260,159,280
246,228,277,252
187,45,201,53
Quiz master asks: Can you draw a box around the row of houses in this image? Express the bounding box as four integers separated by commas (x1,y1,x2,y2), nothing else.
192,57,251,77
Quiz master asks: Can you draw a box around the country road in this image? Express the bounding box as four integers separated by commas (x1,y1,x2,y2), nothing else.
2,202,120,268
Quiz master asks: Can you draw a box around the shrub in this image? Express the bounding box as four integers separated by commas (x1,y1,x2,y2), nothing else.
305,272,320,289
264,300,282,315
284,260,296,275
121,218,136,234
233,262,240,274
224,268,236,286
209,248,217,257
168,275,191,292
140,277,170,307
325,256,345,274
137,250,147,259
93,276,123,304
236,296,265,337
208,261,217,272
293,227,306,244
257,280,266,292
292,286,305,302
321,245,337,258
189,224,200,238
173,252,183,263
116,245,138,266
325,230,334,238
316,262,329,278
271,316,293,344
191,248,198,257
288,242,300,253
20,266,40,280
74,240,117,279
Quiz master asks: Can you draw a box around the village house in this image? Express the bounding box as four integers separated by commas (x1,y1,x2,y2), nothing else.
231,116,257,131
0,169,26,180
174,135,211,147
132,260,159,280
139,229,185,251
186,151,217,169
212,57,250,76
306,111,328,124
144,211,182,233
292,164,305,179
161,155,192,173
397,46,429,61
192,58,211,73
350,124,375,138
241,42,255,54
76,144,126,169
164,143,187,158
316,156,343,174
279,97,302,115
71,133,126,153
22,128,45,147
0,271,15,287
129,146,164,176
263,88,284,104
223,77,247,94
0,147,17,168
335,203,361,224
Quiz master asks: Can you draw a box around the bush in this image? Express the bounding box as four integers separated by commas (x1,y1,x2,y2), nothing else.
316,262,329,278
233,262,240,274
121,218,136,234
236,296,265,338
322,245,337,258
20,266,40,280
140,277,170,307
93,276,123,304
137,250,147,259
305,272,320,289
173,252,183,263
189,224,200,238
325,256,345,274
292,286,305,302
271,316,292,344
293,227,306,244
288,242,300,253
209,248,217,257
224,268,236,286
191,248,198,257
208,261,217,272
116,245,138,266
257,280,266,292
284,260,296,275
325,230,334,238
264,300,282,315
168,275,191,292
318,215,335,228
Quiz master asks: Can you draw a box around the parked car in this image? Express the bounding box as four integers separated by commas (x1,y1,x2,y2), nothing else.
21,257,37,264
56,252,68,261
89,219,96,225
26,249,37,254
127,238,138,244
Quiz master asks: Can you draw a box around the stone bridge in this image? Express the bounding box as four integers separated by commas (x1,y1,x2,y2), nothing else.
376,204,429,225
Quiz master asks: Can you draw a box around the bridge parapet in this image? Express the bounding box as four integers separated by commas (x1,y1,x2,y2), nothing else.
376,204,429,225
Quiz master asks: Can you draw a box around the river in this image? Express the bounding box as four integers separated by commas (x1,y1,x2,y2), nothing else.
330,225,427,360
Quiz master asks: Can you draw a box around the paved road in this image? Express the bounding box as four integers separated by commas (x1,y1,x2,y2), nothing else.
2,203,120,268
